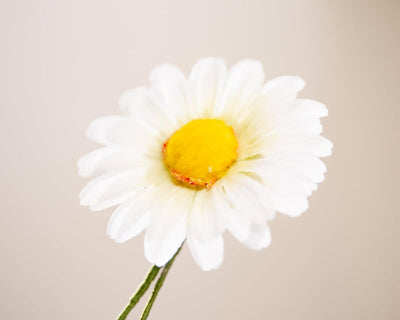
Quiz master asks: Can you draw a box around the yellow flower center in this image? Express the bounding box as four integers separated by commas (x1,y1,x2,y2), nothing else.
163,119,238,189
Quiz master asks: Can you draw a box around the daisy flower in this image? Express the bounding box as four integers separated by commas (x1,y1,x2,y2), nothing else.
79,57,332,272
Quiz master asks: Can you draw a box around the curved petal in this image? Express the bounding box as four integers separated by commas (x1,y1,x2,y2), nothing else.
216,59,265,118
268,134,333,158
107,184,171,243
149,64,192,125
79,169,148,211
231,173,276,220
224,204,271,250
86,116,158,149
235,116,270,160
270,192,309,218
119,87,177,136
78,147,149,178
144,187,194,267
239,159,314,217
187,190,224,243
262,99,328,137
262,76,305,106
293,99,328,119
267,153,327,183
213,176,273,250
237,148,328,182
187,234,224,271
188,57,227,117
222,173,274,223
243,222,272,250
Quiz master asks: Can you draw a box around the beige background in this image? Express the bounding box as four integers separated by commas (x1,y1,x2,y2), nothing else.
1,0,399,319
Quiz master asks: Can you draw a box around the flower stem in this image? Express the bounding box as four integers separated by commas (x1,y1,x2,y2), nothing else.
116,265,160,320
140,247,182,320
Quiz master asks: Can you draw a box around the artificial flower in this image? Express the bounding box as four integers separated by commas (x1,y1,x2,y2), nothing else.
79,57,332,272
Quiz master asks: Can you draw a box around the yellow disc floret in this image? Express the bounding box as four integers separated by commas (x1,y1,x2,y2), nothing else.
163,119,238,189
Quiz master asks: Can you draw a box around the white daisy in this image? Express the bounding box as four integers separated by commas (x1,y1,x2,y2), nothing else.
79,57,332,271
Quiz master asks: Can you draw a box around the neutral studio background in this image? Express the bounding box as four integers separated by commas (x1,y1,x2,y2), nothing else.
1,0,399,319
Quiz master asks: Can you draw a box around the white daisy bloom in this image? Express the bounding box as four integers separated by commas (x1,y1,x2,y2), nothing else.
79,57,332,271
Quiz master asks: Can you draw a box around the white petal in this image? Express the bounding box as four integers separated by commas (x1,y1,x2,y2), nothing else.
266,134,333,158
222,174,273,223
119,87,177,136
264,99,328,137
107,184,170,243
79,170,148,211
269,154,327,183
187,190,224,243
208,187,248,242
216,59,265,118
214,175,274,250
235,116,270,160
298,135,333,157
238,152,327,184
271,193,309,218
294,99,328,118
188,57,227,117
231,173,276,220
78,147,148,178
86,116,156,148
276,119,324,136
244,222,272,250
316,136,333,157
187,234,223,271
149,64,192,125
144,187,193,267
262,76,305,105
240,160,313,217
225,210,271,250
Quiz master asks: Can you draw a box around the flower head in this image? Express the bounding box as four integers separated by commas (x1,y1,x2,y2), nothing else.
79,57,332,271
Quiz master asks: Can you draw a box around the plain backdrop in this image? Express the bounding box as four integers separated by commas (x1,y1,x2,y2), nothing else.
1,0,399,319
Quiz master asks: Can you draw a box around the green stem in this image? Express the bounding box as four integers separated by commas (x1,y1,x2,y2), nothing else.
140,247,182,320
116,265,160,320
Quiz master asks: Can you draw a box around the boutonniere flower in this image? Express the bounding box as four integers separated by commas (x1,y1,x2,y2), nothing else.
79,57,332,319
